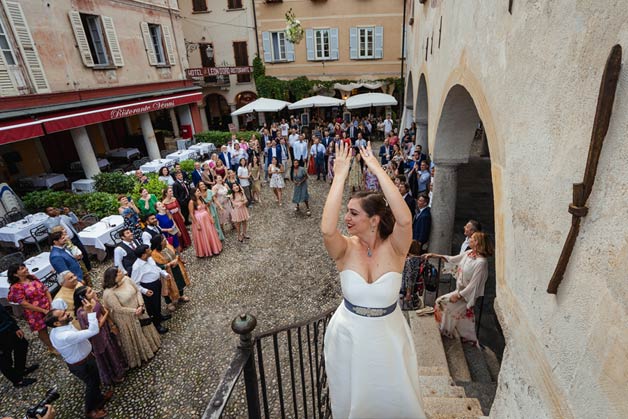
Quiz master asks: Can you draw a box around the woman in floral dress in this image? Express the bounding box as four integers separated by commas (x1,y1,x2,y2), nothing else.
118,195,142,240
326,143,335,183
249,155,262,204
198,181,224,241
268,156,285,206
212,175,233,230
348,151,364,192
162,186,191,248
7,263,55,354
423,232,493,346
229,183,250,242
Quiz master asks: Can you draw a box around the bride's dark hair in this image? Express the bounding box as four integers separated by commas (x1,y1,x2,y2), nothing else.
352,191,395,240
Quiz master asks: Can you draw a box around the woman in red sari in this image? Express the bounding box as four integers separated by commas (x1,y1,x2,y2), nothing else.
162,186,191,248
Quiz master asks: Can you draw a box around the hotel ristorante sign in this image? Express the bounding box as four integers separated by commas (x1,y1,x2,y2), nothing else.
186,66,253,78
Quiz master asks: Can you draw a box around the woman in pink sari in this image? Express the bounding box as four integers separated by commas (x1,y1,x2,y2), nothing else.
188,187,222,257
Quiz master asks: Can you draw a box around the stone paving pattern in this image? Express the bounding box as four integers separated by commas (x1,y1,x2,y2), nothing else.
0,179,342,419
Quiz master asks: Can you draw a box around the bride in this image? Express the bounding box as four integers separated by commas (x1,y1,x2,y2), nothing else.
321,142,426,418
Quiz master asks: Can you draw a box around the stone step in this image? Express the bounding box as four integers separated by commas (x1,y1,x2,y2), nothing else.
456,381,498,416
442,336,472,382
419,375,466,398
409,313,450,372
418,366,450,376
463,344,493,383
423,396,484,418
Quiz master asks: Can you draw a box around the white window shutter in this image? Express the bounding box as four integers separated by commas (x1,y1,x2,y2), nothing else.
285,40,295,62
305,29,314,61
330,28,339,60
374,26,384,59
68,11,94,67
349,27,358,60
101,16,123,67
3,1,49,92
161,24,176,66
0,52,18,96
261,32,272,62
140,22,157,65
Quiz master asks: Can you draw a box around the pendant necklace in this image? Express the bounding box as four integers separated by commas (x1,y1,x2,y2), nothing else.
367,247,372,257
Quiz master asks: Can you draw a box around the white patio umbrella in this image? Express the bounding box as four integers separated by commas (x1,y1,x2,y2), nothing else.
288,95,345,110
230,98,291,116
345,93,398,109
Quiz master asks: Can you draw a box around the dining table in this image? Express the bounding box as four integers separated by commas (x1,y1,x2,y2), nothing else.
166,149,199,162
188,143,215,157
140,158,175,173
71,178,97,193
106,148,141,160
77,214,124,261
24,173,68,189
0,252,54,299
0,213,49,248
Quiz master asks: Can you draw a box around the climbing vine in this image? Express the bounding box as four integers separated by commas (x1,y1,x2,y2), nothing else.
251,57,401,102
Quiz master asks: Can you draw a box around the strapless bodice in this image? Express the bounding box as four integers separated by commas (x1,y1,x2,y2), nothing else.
340,270,401,308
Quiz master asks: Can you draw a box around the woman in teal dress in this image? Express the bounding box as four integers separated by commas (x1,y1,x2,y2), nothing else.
198,181,225,240
290,159,311,215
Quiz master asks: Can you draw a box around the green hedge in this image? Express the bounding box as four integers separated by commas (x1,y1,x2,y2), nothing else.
22,190,119,219
93,172,136,195
131,174,168,202
193,130,259,147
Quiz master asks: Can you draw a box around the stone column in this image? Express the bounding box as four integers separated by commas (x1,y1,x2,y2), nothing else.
169,108,180,138
70,127,101,178
139,113,161,161
230,104,240,130
417,122,428,152
97,123,110,152
428,163,458,255
199,105,210,131
176,105,193,135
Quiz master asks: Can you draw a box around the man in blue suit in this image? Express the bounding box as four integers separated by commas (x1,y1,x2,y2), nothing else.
379,137,392,165
412,194,431,252
191,161,203,186
49,230,83,282
266,139,282,168
219,145,232,170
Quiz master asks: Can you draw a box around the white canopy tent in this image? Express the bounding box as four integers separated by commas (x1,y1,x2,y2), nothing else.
345,93,398,109
288,95,345,110
231,98,291,116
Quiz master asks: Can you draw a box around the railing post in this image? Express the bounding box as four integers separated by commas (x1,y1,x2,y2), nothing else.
232,313,261,419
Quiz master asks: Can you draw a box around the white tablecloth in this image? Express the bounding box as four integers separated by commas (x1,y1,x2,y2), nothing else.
189,143,215,155
25,174,68,188
0,252,53,299
140,158,175,173
166,150,198,162
106,148,141,159
0,213,50,247
71,179,97,193
77,215,124,251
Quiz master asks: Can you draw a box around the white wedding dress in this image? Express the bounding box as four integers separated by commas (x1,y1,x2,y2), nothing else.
324,270,426,419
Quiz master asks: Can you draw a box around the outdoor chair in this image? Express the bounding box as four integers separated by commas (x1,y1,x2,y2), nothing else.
5,208,23,223
25,224,49,252
0,216,7,228
160,150,171,158
80,214,99,228
40,271,60,297
139,157,150,165
132,160,144,169
0,251,25,272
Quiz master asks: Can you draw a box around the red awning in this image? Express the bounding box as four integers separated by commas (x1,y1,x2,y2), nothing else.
42,92,203,134
0,118,45,145
0,91,202,143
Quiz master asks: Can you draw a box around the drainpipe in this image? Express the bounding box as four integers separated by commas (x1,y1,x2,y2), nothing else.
251,0,260,58
399,0,407,121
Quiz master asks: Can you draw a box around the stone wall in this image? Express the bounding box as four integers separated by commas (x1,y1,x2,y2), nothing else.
405,1,628,417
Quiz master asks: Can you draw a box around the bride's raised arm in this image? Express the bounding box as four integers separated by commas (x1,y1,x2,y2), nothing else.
358,142,413,255
321,142,352,261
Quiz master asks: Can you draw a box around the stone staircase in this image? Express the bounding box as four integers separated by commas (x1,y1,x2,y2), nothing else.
409,315,490,419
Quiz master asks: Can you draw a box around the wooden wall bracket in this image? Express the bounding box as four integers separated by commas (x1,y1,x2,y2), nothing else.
547,44,622,294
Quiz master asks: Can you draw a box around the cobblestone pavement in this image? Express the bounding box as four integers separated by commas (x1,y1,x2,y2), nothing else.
0,178,343,419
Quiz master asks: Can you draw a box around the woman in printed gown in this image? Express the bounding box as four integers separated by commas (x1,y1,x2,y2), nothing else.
150,235,191,312
117,195,142,240
212,175,233,230
249,155,262,204
326,143,335,184
74,285,127,385
162,186,191,249
102,267,160,369
321,141,426,419
188,187,222,257
348,150,364,192
422,231,493,346
268,156,285,206
198,181,224,241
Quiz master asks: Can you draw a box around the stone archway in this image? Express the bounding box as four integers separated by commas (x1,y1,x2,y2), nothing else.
235,91,258,130
415,74,429,154
429,83,504,358
205,93,231,130
403,72,414,129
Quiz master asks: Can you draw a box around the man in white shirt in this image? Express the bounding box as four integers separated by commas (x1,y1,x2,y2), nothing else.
113,229,140,275
384,114,393,137
460,220,482,254
141,214,162,246
46,300,111,419
280,119,289,137
131,245,171,334
309,136,327,181
293,135,309,166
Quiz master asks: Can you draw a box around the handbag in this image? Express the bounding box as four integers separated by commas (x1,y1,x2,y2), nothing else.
139,315,153,327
